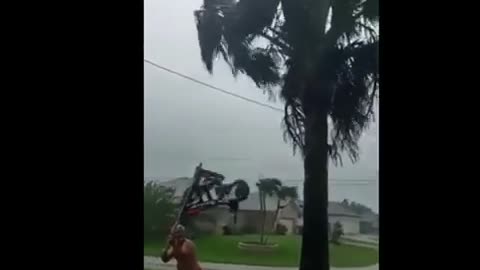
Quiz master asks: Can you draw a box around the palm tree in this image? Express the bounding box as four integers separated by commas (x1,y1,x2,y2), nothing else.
256,178,282,244
194,1,379,270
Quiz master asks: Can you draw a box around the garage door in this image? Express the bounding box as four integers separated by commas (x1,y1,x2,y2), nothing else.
279,219,294,234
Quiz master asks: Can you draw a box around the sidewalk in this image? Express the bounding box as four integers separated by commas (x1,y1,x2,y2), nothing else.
144,256,379,270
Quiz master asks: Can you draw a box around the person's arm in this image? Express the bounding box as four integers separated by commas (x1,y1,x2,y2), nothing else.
161,236,174,263
161,245,173,263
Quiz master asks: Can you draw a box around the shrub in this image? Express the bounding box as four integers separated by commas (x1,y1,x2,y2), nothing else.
331,221,344,245
222,225,233,235
144,181,176,242
275,223,288,235
241,225,257,234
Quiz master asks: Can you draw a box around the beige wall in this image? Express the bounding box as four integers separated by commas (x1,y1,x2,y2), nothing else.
280,202,299,219
329,215,360,235
236,210,276,233
278,218,296,234
191,208,277,235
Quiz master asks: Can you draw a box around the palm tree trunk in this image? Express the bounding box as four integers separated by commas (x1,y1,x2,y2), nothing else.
259,191,265,244
272,200,281,233
261,192,268,244
299,109,329,270
266,199,281,243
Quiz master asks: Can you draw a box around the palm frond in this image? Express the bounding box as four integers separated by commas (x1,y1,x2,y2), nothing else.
217,40,236,75
328,0,363,44
257,178,282,196
194,0,380,167
223,34,282,88
326,0,379,47
277,186,298,200
328,40,378,164
231,0,280,38
360,0,379,22
194,7,224,72
282,97,306,156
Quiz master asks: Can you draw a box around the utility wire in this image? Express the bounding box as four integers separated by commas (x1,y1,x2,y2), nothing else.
146,177,376,185
144,58,284,113
284,179,377,182
144,59,378,185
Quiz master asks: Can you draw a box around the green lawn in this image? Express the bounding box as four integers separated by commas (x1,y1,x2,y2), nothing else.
340,237,379,247
144,235,378,267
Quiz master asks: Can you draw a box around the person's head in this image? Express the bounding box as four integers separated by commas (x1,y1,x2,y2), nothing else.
171,224,186,242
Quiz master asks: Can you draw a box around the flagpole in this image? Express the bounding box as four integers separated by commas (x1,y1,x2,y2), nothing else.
174,162,203,226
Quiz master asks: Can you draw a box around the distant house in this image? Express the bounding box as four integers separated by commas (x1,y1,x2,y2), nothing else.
156,178,372,236
278,199,303,234
191,192,278,234
327,202,361,235
359,212,379,235
282,200,362,235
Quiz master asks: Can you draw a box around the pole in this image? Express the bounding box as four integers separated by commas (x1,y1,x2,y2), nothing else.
173,162,203,226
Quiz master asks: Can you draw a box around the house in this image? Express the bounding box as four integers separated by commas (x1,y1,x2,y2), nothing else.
190,192,279,234
277,199,302,234
327,202,361,235
235,192,278,232
359,212,379,235
282,200,362,235
156,178,370,236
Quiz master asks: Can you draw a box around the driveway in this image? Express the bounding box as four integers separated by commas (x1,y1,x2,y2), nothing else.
144,256,379,270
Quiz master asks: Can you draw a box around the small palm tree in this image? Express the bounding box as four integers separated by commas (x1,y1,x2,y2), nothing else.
256,178,282,244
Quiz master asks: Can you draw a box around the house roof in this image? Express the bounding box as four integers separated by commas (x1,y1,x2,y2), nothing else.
328,202,361,217
239,192,277,211
296,200,361,218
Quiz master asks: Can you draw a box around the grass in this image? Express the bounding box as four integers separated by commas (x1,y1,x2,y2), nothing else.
329,243,378,268
144,235,378,268
340,237,378,248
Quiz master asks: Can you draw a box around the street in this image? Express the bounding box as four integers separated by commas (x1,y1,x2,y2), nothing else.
144,256,379,270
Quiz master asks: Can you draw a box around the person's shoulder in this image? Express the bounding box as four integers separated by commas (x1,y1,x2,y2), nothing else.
185,239,196,247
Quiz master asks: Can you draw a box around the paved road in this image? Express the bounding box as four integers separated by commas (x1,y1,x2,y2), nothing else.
144,256,379,270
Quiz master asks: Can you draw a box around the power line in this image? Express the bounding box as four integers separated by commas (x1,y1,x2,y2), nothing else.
283,179,377,186
284,179,377,182
144,58,284,113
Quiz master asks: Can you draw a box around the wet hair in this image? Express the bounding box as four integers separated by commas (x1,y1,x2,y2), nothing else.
171,224,186,236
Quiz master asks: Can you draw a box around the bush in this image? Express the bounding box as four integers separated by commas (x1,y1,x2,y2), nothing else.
241,225,257,234
144,181,176,241
275,223,288,235
222,225,233,235
331,221,344,245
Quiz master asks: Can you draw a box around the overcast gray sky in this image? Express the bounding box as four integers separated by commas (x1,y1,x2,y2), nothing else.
144,0,379,212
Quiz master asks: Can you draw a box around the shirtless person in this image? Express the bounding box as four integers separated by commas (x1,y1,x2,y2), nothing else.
161,224,202,270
